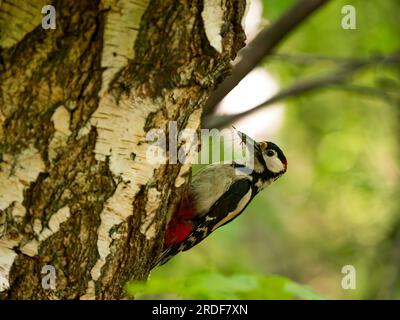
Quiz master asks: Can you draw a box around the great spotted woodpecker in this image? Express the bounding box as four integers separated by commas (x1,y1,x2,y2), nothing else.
154,129,287,266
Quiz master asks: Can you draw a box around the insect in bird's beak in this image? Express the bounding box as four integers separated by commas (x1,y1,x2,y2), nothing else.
232,126,260,152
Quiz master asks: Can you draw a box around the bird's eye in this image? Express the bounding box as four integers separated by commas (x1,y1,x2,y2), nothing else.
266,150,275,157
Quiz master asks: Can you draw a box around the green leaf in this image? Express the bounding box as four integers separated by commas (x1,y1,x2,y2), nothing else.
284,281,325,300
126,271,325,300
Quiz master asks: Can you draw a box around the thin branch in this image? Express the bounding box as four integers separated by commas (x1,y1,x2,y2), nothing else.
203,53,400,129
203,0,331,116
268,53,367,65
336,84,399,103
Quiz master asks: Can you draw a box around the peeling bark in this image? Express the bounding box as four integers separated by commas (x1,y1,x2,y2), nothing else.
0,0,246,299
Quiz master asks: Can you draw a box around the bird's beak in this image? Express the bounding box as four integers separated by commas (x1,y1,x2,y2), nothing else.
232,126,260,152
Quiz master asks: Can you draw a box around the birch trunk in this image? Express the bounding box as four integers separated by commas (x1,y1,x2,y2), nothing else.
0,0,246,299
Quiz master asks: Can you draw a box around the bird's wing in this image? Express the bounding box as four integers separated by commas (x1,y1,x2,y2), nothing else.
154,178,253,266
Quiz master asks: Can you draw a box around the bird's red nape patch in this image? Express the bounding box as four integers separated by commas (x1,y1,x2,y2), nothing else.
282,159,288,170
163,204,194,248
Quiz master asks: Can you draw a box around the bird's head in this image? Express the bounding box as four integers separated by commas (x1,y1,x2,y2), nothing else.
233,128,287,182
254,140,287,178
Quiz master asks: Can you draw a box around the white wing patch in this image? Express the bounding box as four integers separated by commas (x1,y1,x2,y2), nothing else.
212,188,252,232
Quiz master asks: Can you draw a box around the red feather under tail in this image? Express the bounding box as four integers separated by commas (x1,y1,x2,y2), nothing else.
163,194,194,249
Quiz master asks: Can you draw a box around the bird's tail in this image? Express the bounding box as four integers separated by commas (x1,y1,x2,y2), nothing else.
151,246,178,269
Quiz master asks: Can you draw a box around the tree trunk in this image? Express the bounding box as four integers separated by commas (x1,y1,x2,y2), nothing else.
0,0,246,299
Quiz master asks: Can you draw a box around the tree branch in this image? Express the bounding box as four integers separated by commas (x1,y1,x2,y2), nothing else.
203,53,400,129
336,84,399,103
268,53,370,65
202,0,331,117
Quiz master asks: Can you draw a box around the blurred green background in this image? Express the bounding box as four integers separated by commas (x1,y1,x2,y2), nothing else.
129,0,400,299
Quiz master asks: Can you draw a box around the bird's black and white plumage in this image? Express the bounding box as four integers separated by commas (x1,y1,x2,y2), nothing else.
155,129,287,267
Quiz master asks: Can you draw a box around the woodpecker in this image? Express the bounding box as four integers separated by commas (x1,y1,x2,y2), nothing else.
154,129,287,266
